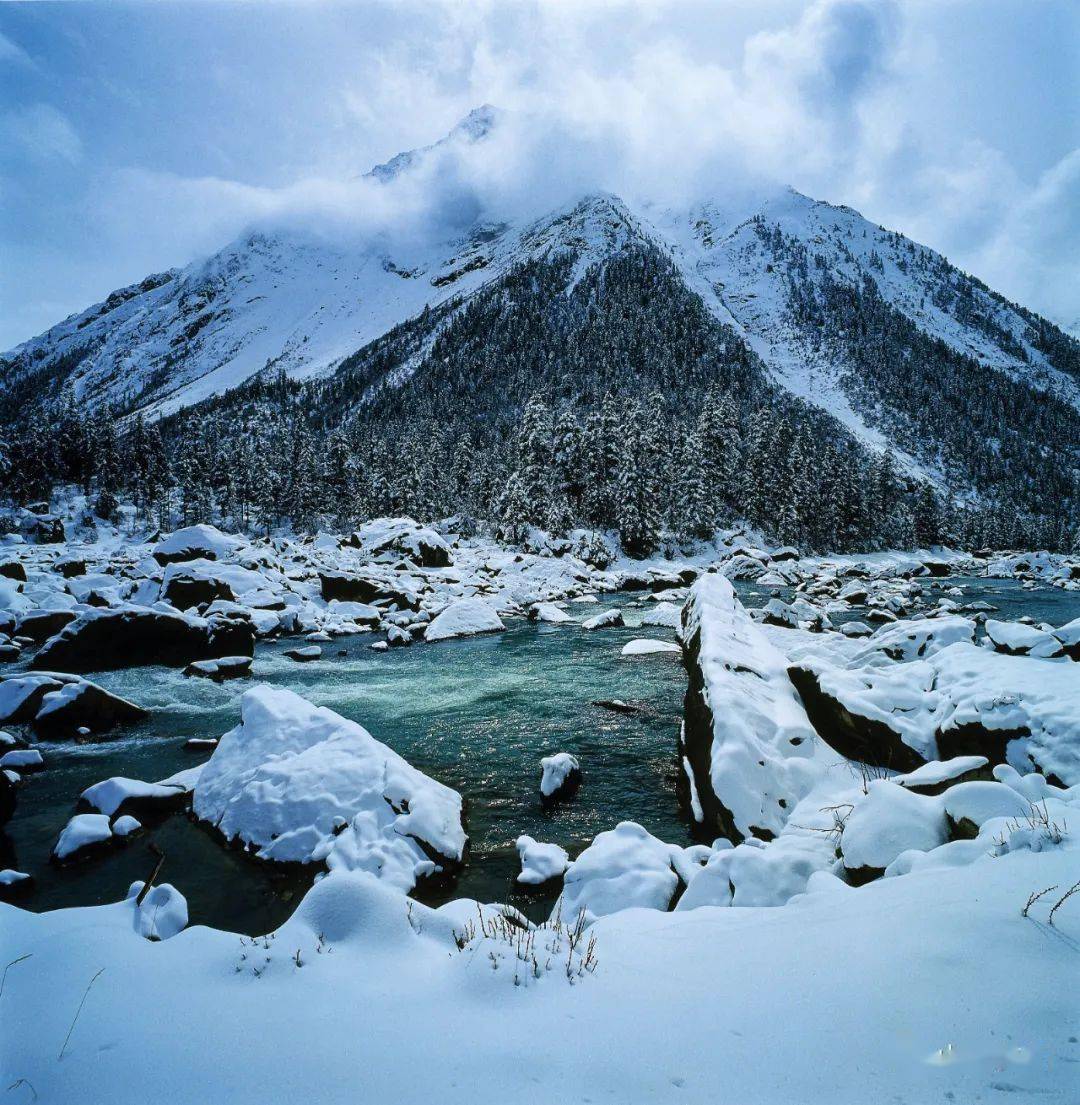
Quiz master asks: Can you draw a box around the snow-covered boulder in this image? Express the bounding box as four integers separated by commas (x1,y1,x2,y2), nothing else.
540,752,581,802
681,576,819,841
0,671,147,735
639,601,681,629
153,524,244,565
932,644,1080,785
515,835,570,886
581,608,623,631
127,881,188,940
79,776,189,819
528,602,572,624
0,748,43,772
183,655,252,682
788,656,937,771
51,813,116,864
283,644,322,662
984,619,1064,659
192,687,466,891
840,781,948,883
348,517,453,567
557,822,682,924
1054,616,1080,661
621,638,680,656
33,605,254,672
0,868,33,901
424,599,504,643
854,615,975,663
893,756,990,795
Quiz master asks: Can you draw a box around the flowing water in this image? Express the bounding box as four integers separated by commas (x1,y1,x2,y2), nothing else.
4,577,1077,933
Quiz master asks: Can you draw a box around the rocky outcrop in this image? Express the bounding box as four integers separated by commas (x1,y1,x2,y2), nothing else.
33,606,254,673
14,609,77,644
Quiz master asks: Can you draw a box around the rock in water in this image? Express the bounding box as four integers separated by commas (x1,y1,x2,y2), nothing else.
540,752,581,802
192,685,466,892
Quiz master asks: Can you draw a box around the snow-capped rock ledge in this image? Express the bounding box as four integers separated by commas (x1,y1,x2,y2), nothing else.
680,575,820,841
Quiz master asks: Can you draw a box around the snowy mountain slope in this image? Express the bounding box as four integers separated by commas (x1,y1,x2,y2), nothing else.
646,189,1080,452
3,109,1078,464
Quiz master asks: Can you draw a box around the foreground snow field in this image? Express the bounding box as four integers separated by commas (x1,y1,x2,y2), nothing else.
3,842,1078,1104
1,516,1079,1103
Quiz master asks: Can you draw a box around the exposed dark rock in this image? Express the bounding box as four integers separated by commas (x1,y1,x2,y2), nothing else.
593,699,643,714
0,561,26,582
162,572,235,610
14,609,77,644
33,607,254,673
0,770,15,825
57,559,86,578
787,663,926,772
318,571,420,610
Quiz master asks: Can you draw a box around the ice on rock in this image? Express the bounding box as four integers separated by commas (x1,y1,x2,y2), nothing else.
556,822,682,924
539,752,581,800
516,835,570,885
424,598,505,642
193,686,466,890
127,881,188,940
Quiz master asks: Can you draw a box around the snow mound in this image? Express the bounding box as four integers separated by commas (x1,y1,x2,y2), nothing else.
192,686,466,889
127,881,188,940
557,822,683,925
516,835,570,885
153,524,245,564
841,780,948,877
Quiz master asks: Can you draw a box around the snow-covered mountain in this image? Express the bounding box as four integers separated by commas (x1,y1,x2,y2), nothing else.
3,111,1078,473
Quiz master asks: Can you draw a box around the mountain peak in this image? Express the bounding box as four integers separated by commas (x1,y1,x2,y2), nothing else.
366,104,501,184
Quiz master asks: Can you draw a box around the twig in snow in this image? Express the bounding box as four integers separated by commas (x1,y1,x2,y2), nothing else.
58,968,105,1061
135,844,165,907
1021,885,1058,918
1,955,32,1000
1048,879,1080,927
6,1078,38,1101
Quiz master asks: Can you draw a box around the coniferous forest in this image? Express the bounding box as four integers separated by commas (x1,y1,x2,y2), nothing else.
2,245,1077,555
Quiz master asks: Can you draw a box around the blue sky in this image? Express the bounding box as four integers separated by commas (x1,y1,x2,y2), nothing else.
1,0,1077,348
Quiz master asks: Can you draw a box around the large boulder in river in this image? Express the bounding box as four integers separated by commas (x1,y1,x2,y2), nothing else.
192,686,467,892
33,605,254,673
681,576,819,842
15,609,77,644
0,671,148,735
